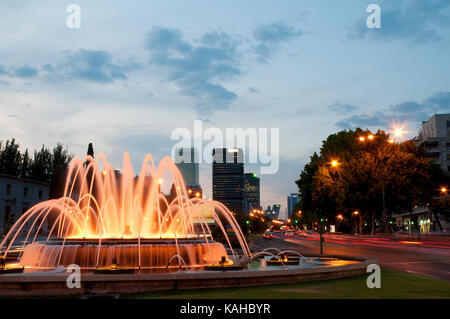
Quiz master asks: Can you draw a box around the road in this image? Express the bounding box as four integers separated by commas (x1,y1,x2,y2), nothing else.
251,231,450,281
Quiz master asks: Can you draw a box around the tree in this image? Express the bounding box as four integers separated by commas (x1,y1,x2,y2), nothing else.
295,128,447,234
0,138,22,176
29,145,53,183
49,143,74,199
87,143,94,158
20,149,31,178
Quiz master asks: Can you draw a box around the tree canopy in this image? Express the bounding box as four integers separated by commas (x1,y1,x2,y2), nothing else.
295,129,449,233
0,138,73,199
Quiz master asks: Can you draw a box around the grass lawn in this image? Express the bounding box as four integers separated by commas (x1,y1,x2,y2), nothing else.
126,268,450,299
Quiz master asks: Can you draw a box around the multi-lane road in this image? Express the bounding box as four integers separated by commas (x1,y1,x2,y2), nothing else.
252,231,450,281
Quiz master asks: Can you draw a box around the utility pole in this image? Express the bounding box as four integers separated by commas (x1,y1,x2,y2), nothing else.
381,172,387,234
319,218,324,255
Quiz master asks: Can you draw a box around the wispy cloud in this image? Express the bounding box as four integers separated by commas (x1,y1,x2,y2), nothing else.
0,64,39,78
14,65,38,78
335,91,450,129
327,102,359,113
51,50,140,83
144,26,241,114
248,86,259,93
0,50,139,83
252,22,302,63
6,114,20,118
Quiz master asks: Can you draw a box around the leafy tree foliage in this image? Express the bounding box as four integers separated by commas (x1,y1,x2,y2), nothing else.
0,138,22,176
0,139,73,199
295,129,449,234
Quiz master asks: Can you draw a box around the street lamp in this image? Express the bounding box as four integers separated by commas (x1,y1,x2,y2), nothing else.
331,160,339,167
441,187,447,194
394,127,405,138
352,210,360,234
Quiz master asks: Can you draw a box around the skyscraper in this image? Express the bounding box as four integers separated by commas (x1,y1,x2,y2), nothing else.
174,148,199,187
212,148,244,214
272,204,281,218
244,173,260,212
287,193,299,218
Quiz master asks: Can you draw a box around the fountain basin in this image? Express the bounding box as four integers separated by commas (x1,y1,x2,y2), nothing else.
19,238,230,270
0,255,378,297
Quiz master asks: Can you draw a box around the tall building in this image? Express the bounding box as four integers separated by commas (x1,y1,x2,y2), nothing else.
414,114,450,172
287,193,299,218
0,173,49,235
264,204,281,219
272,204,281,218
174,148,199,186
212,148,244,214
244,173,260,212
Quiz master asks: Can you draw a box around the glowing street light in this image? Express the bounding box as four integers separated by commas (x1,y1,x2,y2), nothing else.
359,136,365,142
368,134,374,140
157,178,164,185
331,160,339,167
394,127,405,138
441,187,448,194
353,210,359,216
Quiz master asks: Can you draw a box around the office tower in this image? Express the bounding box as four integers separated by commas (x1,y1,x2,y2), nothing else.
174,148,199,186
287,193,299,218
244,173,260,212
272,204,281,218
212,148,244,214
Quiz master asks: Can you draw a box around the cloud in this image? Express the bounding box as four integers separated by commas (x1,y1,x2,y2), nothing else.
6,114,20,118
144,26,241,114
252,22,302,63
0,50,139,83
425,91,450,111
52,50,140,83
336,111,389,129
14,65,38,78
248,86,259,93
0,65,38,78
348,0,450,44
335,91,450,129
327,102,359,113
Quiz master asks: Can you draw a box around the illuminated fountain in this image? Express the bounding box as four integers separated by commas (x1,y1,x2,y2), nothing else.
0,153,250,271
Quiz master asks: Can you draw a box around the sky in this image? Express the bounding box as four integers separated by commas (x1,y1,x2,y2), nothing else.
1,0,449,218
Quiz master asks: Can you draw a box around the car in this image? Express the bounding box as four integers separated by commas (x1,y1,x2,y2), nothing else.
262,232,273,239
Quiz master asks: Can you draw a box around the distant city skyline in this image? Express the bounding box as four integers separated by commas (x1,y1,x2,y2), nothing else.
1,1,449,209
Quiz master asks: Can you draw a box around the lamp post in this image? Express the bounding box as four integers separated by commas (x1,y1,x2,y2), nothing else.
353,210,360,234
319,217,325,255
